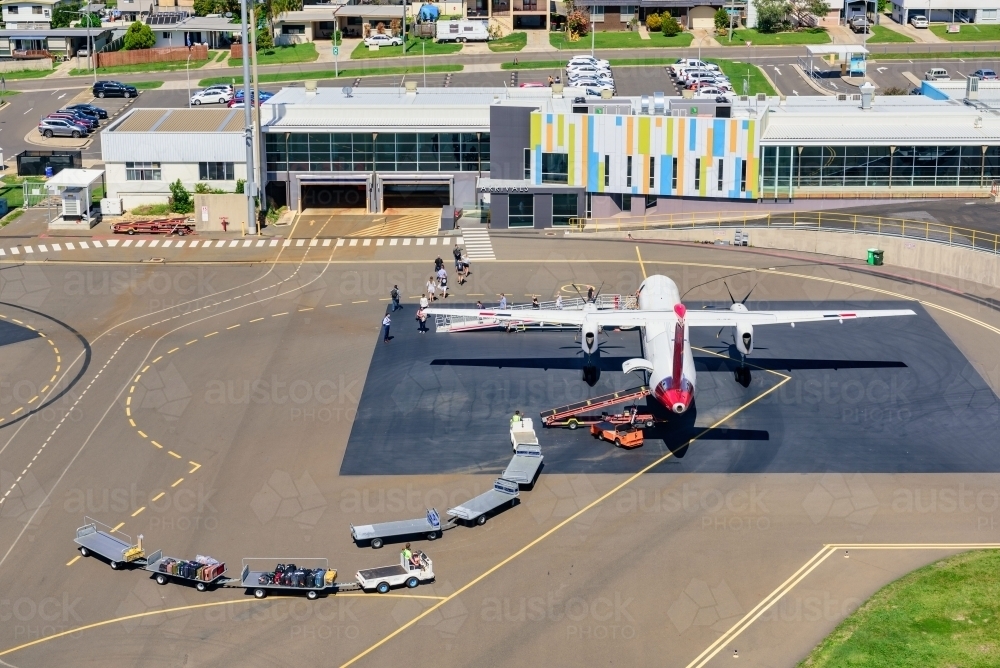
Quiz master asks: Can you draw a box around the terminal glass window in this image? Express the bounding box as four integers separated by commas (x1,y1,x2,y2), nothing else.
509,194,534,227
125,162,161,181
265,132,488,173
199,162,234,180
542,153,568,183
552,193,577,226
775,144,1000,191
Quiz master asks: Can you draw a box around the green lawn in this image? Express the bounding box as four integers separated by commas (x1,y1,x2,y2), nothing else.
215,50,228,62
800,550,1000,668
549,30,693,49
133,81,165,90
228,43,318,66
0,68,53,80
197,63,463,87
70,58,210,76
930,22,1000,41
705,58,776,96
500,59,564,70
865,24,914,43
351,36,462,60
718,27,831,46
488,31,527,52
0,175,46,214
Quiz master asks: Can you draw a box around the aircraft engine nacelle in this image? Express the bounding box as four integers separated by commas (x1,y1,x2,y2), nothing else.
735,322,753,356
582,322,599,355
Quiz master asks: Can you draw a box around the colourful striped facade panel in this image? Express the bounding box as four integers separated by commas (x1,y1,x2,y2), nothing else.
530,110,760,199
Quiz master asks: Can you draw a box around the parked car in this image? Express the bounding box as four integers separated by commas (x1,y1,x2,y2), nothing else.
53,110,98,129
909,14,928,28
364,33,403,47
924,67,949,80
93,81,138,98
849,15,870,32
567,63,611,76
228,89,274,107
972,68,998,80
38,118,87,138
670,59,720,76
65,103,107,119
190,88,232,105
62,106,101,123
46,113,93,131
569,55,609,67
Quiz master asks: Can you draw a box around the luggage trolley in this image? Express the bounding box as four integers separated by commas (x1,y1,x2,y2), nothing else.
233,558,336,600
74,517,157,570
145,554,228,592
447,478,520,526
351,508,456,549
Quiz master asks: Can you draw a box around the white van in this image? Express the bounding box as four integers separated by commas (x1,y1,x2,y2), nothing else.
436,20,490,42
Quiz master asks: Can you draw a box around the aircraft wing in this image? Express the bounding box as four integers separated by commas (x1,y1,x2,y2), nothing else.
423,307,654,328
684,308,917,328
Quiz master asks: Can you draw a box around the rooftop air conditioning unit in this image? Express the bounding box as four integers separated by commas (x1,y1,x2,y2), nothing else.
653,92,665,114
756,93,766,102
640,95,650,114
837,94,847,101
851,94,861,101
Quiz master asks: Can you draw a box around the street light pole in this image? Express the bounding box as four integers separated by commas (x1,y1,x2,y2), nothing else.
186,54,191,107
239,0,257,234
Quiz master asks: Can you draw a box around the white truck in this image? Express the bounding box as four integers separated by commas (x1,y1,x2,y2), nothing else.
436,20,489,43
510,417,539,451
355,552,435,593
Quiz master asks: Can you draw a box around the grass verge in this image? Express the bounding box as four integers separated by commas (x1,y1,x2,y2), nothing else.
717,27,831,46
706,58,776,96
351,36,462,59
0,69,54,80
228,43,318,67
197,63,463,86
488,31,527,52
800,550,1000,667
0,208,25,226
133,81,165,90
70,58,210,76
930,23,1000,41
132,203,172,215
865,24,915,43
550,31,693,49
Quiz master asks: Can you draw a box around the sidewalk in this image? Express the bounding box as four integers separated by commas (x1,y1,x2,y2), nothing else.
523,30,557,53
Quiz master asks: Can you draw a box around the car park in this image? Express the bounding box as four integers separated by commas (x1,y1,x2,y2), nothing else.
63,107,101,123
191,88,232,105
909,14,928,27
93,80,138,98
972,69,998,80
66,103,107,119
38,118,87,138
46,113,93,131
364,33,403,47
924,68,949,81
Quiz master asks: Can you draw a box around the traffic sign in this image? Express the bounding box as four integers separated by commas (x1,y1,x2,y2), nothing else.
333,46,339,56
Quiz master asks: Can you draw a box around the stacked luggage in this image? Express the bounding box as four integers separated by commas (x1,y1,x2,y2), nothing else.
157,555,225,582
256,563,333,588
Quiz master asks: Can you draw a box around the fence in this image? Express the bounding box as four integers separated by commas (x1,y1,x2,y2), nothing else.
569,210,1000,254
96,44,208,69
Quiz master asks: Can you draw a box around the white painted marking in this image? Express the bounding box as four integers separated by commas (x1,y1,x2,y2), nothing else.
362,239,371,246
296,239,305,247
148,240,159,247
390,238,398,246
877,67,887,73
283,240,291,246
175,240,185,247
310,239,318,247
349,239,358,246
403,238,411,246
416,238,424,246
269,239,278,246
336,239,344,247
10,248,18,255
189,240,199,247
773,66,782,76
106,240,118,247
65,242,75,250
92,240,103,248
22,107,33,115
429,238,438,245
322,239,331,246
256,239,265,247
243,240,252,247
162,240,172,247
51,244,61,251
135,240,145,247
79,241,89,249
376,239,384,246
24,247,34,253
229,240,239,247
443,238,451,245
793,90,799,95
37,245,47,252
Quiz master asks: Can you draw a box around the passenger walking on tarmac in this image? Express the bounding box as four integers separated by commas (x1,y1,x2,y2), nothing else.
556,295,563,309
420,295,430,309
532,296,540,309
426,276,437,301
587,286,595,302
382,313,392,343
436,266,449,298
416,307,429,333
434,256,444,272
476,300,483,309
499,293,507,309
453,244,463,271
390,284,400,312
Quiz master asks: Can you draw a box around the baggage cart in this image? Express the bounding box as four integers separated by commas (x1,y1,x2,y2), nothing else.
234,558,336,600
510,417,539,451
351,508,455,549
502,445,543,486
74,517,155,570
354,551,435,594
145,555,228,592
447,478,519,525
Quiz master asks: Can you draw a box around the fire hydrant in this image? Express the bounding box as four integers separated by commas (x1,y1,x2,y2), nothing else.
220,216,229,232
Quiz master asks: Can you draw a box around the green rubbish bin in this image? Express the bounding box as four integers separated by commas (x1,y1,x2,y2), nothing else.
867,249,884,266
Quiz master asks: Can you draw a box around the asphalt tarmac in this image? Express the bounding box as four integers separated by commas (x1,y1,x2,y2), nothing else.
0,231,997,667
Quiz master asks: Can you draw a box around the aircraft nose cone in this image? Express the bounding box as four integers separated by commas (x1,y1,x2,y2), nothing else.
654,380,692,415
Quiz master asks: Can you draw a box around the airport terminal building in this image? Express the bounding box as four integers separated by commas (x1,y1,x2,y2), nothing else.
252,83,1000,227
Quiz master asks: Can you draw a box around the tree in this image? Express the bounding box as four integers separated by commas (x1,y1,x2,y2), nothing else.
662,13,682,36
645,12,661,31
789,0,829,27
193,0,218,17
169,180,193,214
877,0,888,12
51,2,82,29
753,0,790,32
714,7,730,30
566,8,589,37
255,25,273,50
123,21,156,50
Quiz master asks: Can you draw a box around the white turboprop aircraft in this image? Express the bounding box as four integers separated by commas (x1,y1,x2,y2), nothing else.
424,274,916,415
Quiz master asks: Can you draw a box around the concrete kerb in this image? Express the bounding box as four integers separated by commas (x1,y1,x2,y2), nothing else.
791,63,835,96
582,227,1000,290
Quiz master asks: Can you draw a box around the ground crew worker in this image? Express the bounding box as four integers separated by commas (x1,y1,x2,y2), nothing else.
510,410,521,426
402,543,412,564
